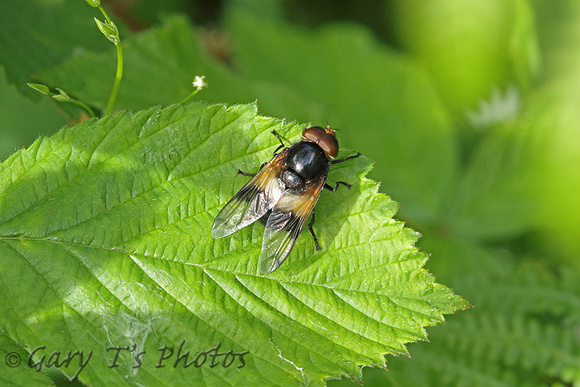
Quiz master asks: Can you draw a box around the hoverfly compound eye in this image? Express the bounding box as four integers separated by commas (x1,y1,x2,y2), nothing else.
302,126,339,158
302,126,326,141
319,133,339,158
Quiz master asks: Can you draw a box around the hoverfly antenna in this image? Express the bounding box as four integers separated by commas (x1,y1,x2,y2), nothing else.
323,120,341,131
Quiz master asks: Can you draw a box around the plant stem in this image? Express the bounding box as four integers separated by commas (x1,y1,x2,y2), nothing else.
71,100,97,117
106,42,123,114
98,5,123,114
181,89,201,104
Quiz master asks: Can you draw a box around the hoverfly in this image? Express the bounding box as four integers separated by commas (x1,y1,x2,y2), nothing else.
212,126,360,273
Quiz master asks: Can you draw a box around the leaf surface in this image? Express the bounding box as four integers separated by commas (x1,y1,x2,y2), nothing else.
0,0,111,99
0,103,467,385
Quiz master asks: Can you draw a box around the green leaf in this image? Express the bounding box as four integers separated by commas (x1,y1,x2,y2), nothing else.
52,88,72,102
0,331,55,386
0,70,68,161
26,83,52,96
0,0,112,99
86,0,101,8
378,241,580,387
442,122,535,241
93,18,120,46
0,102,466,385
391,0,538,117
332,241,580,387
521,0,580,260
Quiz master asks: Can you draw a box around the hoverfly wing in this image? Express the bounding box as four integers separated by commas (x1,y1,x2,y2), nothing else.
259,181,325,273
212,155,286,239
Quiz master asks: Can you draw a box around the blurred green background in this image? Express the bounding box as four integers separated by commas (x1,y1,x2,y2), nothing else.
1,0,579,385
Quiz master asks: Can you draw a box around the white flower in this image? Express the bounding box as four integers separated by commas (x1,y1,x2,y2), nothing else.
193,75,208,90
466,86,520,129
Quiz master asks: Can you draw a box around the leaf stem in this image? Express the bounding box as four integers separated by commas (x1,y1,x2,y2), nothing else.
181,89,201,104
70,99,97,118
96,4,123,114
27,83,96,118
106,40,123,114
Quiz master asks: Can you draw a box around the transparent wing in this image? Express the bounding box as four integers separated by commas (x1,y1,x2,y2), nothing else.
259,182,325,273
212,157,285,239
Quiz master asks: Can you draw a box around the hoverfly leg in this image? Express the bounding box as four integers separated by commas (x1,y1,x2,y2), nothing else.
324,181,352,192
238,159,269,177
330,152,361,165
237,170,255,177
308,210,321,250
271,130,286,155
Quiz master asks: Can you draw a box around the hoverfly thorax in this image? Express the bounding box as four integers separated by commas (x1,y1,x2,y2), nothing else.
285,142,329,182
